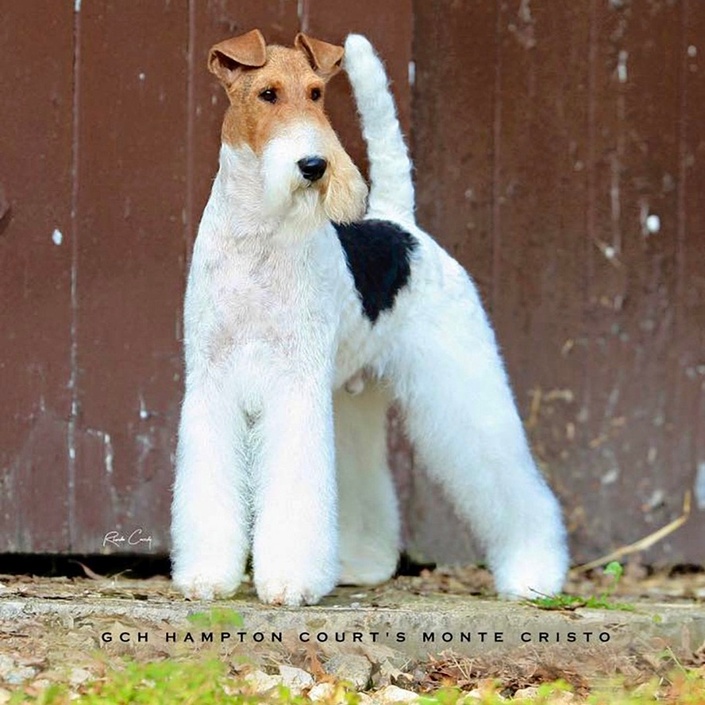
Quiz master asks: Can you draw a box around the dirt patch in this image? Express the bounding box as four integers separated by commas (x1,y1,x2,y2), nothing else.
392,564,705,603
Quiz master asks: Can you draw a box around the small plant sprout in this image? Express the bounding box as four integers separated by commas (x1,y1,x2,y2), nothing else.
527,561,634,612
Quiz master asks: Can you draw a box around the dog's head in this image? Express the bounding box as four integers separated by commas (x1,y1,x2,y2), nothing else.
209,30,367,226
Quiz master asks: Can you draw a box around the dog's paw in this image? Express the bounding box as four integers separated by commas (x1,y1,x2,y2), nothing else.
173,572,240,601
494,572,566,601
493,549,569,601
495,585,537,601
338,566,396,587
255,573,335,607
339,550,398,587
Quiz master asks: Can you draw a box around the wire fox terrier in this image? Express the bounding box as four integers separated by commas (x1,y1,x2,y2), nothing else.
171,30,569,606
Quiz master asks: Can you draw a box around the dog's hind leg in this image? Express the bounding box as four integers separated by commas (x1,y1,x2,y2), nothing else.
335,382,400,585
171,381,250,600
387,279,569,599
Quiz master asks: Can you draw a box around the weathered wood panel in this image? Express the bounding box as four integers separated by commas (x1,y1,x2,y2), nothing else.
568,0,688,563
409,0,499,563
0,0,702,565
669,0,705,554
71,0,190,552
0,2,75,552
410,0,705,565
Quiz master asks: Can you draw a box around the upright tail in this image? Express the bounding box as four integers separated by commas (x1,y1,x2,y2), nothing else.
343,34,415,222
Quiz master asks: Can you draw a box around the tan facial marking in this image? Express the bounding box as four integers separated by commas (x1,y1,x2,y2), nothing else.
214,45,334,153
208,31,367,223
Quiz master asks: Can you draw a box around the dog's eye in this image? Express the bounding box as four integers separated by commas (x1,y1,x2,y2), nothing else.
310,87,322,101
258,88,277,103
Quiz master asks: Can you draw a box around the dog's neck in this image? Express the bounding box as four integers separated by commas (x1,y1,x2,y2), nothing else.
206,142,330,246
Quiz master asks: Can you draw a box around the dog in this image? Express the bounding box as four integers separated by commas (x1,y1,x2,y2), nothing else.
170,29,569,606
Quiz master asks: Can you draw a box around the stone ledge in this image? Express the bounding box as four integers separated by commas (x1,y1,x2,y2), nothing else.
2,586,703,662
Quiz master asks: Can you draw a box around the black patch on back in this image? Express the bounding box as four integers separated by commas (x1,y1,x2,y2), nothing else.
334,219,417,323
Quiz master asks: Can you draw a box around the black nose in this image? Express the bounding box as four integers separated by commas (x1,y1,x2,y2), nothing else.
297,157,327,182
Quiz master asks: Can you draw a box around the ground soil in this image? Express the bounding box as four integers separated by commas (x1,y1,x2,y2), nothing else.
0,565,703,699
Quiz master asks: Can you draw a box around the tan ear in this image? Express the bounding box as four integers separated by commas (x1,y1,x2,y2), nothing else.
208,29,267,87
294,33,344,80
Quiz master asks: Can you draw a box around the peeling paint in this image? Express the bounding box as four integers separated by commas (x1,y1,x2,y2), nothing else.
593,239,622,268
609,153,622,257
136,432,155,460
696,463,705,510
640,202,661,238
617,49,628,83
643,489,666,512
82,429,115,475
138,394,151,420
51,229,63,246
103,432,114,475
508,0,536,49
639,199,650,236
297,0,308,32
408,61,416,87
601,468,619,485
646,214,661,234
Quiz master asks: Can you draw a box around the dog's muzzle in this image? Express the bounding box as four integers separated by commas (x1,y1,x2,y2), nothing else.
297,156,327,182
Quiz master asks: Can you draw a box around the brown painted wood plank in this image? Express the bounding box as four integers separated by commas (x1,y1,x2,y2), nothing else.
72,0,190,553
0,2,75,552
413,0,497,287
407,0,498,563
488,2,594,561
670,0,705,561
407,0,705,566
570,0,696,564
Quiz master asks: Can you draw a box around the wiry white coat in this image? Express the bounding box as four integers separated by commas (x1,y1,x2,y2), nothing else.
341,34,569,598
171,36,569,606
172,130,358,605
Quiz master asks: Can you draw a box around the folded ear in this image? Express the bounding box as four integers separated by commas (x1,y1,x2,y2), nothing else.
208,29,267,88
294,33,344,81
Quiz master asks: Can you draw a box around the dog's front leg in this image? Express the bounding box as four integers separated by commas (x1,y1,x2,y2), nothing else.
252,382,338,606
171,381,250,600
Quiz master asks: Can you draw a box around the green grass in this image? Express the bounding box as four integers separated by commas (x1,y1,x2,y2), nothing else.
10,659,286,705
527,562,635,612
186,607,245,629
7,657,705,705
